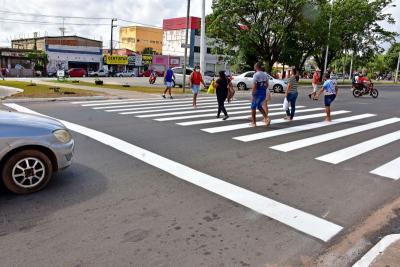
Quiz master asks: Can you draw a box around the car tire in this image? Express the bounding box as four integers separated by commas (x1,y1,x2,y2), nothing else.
119,75,123,78
273,84,283,93
1,150,53,194
237,82,247,91
131,75,135,77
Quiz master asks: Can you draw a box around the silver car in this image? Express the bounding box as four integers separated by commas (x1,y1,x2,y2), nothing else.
0,110,74,194
171,67,212,88
116,71,136,78
231,71,288,93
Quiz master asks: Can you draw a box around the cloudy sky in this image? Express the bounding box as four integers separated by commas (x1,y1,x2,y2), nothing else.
0,0,399,49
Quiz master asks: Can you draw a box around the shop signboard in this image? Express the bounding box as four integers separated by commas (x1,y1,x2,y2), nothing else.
169,56,180,67
104,55,128,65
128,54,143,66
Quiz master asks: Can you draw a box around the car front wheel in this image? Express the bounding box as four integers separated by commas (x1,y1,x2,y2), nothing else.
237,82,247,91
273,84,283,93
2,150,53,194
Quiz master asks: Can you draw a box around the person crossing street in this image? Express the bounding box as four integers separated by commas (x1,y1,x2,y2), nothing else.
214,70,231,120
189,66,206,108
316,72,339,122
162,66,175,99
250,62,271,127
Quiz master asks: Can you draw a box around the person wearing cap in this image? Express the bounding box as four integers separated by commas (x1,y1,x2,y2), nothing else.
189,66,206,108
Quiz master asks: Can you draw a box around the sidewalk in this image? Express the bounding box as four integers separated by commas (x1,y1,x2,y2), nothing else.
369,239,400,267
0,85,23,99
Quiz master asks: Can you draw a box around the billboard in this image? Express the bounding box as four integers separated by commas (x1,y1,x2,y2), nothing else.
104,55,128,65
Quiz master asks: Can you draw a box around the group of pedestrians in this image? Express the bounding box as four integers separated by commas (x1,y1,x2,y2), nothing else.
161,63,338,125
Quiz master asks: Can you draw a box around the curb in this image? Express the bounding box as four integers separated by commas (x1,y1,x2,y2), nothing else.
352,234,400,267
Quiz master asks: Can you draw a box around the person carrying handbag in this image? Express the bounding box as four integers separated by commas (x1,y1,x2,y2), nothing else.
284,68,299,121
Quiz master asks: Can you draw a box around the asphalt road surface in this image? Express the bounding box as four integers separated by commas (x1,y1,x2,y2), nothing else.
1,85,399,266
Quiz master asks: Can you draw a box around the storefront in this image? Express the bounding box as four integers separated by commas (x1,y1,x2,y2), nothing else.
0,48,35,77
103,55,128,73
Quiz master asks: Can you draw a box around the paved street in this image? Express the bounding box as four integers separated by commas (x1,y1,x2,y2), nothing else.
1,85,399,266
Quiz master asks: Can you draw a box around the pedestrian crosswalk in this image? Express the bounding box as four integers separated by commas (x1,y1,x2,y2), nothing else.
71,96,400,180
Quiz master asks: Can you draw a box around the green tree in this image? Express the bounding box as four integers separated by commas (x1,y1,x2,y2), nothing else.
26,51,48,72
207,0,308,72
385,43,400,70
142,47,155,55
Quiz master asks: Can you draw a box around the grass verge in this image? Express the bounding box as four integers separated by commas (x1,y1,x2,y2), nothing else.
0,80,102,98
53,80,201,94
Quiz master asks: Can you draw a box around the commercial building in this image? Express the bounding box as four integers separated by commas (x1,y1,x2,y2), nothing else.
11,35,103,73
0,48,35,77
119,26,163,54
162,16,229,72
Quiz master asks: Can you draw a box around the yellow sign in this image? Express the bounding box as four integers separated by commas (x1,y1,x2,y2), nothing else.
104,55,128,65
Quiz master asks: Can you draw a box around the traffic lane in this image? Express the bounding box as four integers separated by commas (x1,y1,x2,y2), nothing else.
0,111,318,267
8,99,400,231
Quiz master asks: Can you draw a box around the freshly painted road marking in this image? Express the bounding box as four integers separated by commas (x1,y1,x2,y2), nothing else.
154,106,308,122
71,97,163,105
352,234,400,267
97,99,249,111
81,96,217,107
271,118,400,152
177,107,317,126
105,100,250,113
203,110,351,134
316,130,400,164
370,156,400,180
234,113,375,142
135,104,282,118
5,103,343,242
119,102,251,115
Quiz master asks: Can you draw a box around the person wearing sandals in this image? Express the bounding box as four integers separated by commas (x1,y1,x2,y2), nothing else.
250,62,271,127
214,70,231,120
315,72,339,122
284,68,299,121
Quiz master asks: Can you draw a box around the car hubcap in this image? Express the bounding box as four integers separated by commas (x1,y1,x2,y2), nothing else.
12,157,46,188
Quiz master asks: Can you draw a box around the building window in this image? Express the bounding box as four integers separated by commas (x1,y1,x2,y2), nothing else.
194,46,200,53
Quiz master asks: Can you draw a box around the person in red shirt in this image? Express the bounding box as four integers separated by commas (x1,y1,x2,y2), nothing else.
189,66,206,108
357,74,370,92
308,69,320,100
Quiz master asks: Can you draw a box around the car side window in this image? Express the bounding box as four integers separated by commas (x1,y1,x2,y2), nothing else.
186,69,193,75
174,68,183,74
245,72,254,78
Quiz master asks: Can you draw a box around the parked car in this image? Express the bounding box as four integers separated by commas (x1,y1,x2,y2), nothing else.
171,67,213,88
231,71,288,93
0,110,74,194
88,69,109,77
116,71,136,77
67,68,87,78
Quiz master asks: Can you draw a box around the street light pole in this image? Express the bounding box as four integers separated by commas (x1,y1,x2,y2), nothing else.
395,51,400,83
200,0,206,77
110,18,117,55
182,0,191,93
323,0,333,74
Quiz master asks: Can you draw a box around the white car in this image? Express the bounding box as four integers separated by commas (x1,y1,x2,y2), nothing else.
88,69,109,77
231,71,288,93
171,67,213,88
116,71,136,77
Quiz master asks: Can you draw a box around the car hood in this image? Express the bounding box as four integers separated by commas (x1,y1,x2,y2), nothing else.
0,110,66,131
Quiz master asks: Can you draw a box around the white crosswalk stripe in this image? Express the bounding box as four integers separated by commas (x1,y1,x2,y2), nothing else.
177,107,317,126
105,100,250,112
120,102,251,115
80,96,216,107
71,97,163,105
135,104,283,118
203,110,352,134
370,157,400,180
233,113,375,142
93,100,250,110
316,130,400,164
271,118,400,152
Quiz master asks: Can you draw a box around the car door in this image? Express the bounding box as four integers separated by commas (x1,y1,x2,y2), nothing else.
244,72,255,88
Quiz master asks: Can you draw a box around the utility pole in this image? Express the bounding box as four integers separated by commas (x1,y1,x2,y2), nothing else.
110,18,117,55
200,0,206,77
395,51,400,83
182,0,191,93
324,0,334,74
349,52,353,81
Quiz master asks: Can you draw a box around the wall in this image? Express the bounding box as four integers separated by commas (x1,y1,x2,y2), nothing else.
119,26,163,53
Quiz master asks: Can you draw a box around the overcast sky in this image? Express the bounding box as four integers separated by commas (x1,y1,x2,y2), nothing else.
0,0,399,50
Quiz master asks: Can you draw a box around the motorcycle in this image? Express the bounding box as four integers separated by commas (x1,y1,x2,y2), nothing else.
149,73,157,84
352,82,378,98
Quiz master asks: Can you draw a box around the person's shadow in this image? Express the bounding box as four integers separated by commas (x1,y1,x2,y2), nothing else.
0,163,108,236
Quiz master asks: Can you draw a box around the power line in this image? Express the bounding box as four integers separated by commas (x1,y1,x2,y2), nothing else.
0,18,110,26
0,9,111,20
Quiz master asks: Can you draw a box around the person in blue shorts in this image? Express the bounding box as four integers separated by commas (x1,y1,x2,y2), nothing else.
250,62,271,127
316,72,339,122
162,66,176,99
